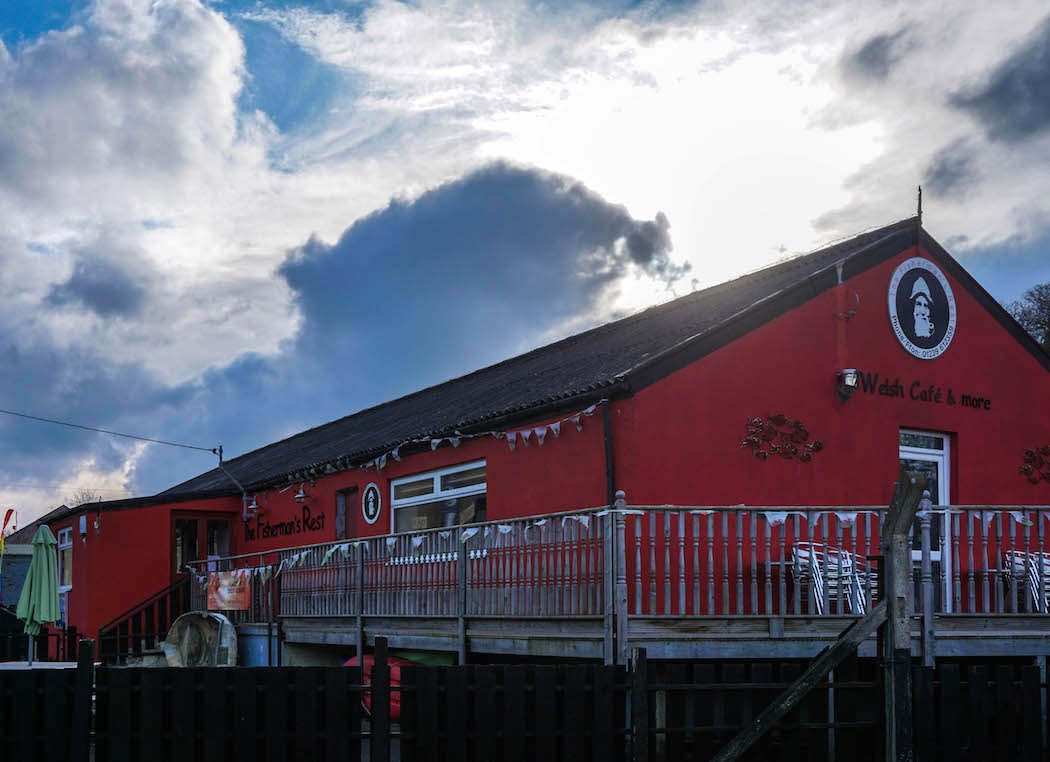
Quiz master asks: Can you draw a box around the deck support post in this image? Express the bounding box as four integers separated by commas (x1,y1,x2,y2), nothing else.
919,504,936,668
882,478,928,762
1036,654,1047,748
457,530,468,664
70,638,95,762
614,491,630,666
630,647,649,762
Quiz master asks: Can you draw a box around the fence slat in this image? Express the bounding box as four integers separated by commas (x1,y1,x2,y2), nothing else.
474,666,498,762
591,665,615,762
498,666,525,762
234,668,259,762
535,668,558,762
563,665,587,761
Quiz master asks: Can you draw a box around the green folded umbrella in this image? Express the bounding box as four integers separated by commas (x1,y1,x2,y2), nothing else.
16,525,60,664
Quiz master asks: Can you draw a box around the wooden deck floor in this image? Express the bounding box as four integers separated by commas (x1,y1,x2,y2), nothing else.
273,612,1050,661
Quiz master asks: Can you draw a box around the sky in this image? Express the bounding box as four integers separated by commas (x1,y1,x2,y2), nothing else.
1,0,1050,526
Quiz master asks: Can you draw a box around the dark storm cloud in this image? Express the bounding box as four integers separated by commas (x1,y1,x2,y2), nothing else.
130,163,691,492
951,17,1050,143
923,139,978,199
46,257,147,317
0,337,196,488
844,30,911,81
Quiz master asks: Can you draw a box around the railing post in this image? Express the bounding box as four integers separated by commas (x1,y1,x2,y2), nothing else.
356,543,365,661
457,529,468,664
604,507,615,665
614,491,630,666
919,494,935,668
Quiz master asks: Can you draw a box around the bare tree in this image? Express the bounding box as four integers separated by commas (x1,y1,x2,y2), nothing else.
64,487,100,508
1008,283,1050,352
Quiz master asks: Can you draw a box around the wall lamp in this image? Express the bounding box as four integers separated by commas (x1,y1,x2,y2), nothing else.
837,368,859,403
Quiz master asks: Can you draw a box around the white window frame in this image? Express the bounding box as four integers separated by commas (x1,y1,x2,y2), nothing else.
57,527,73,594
390,460,486,534
899,429,952,611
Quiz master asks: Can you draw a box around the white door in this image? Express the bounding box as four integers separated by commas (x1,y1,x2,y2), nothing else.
899,430,952,612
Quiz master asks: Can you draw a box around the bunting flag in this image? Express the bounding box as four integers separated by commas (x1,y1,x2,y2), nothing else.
550,421,561,438
497,524,514,534
449,437,461,448
980,510,999,527
411,536,425,550
760,511,803,527
438,530,453,540
523,518,547,537
535,427,547,445
572,415,583,432
385,537,398,553
507,431,517,451
483,526,492,538
431,438,443,451
688,509,717,516
1009,510,1033,527
834,511,858,527
322,544,350,565
520,429,532,447
391,447,401,461
461,527,480,542
378,454,388,470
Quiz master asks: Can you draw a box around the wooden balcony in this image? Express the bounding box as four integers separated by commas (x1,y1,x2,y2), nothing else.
189,495,1050,663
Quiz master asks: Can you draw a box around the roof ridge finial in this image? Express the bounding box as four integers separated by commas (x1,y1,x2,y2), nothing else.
917,185,923,227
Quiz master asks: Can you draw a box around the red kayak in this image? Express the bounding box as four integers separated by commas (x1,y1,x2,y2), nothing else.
344,653,415,722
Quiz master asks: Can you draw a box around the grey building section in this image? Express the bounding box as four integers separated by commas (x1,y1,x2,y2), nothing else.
1,548,31,609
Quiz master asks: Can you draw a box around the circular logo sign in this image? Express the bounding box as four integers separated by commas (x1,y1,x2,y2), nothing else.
887,258,956,360
361,483,382,525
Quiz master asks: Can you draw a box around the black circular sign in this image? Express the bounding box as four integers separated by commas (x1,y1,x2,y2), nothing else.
361,482,382,525
887,258,956,360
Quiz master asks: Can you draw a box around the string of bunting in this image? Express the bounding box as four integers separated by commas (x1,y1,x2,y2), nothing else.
352,401,607,473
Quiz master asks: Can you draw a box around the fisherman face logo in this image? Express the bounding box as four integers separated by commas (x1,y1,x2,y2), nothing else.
888,258,956,360
362,483,382,525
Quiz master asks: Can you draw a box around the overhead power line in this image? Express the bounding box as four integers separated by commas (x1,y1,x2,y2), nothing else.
0,408,217,454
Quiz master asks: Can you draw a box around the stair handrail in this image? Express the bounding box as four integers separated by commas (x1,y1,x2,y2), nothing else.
97,573,190,639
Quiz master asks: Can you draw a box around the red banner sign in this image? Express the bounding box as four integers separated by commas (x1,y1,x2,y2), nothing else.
207,571,250,611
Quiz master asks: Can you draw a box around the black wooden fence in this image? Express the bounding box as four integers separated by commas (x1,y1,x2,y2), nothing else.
0,625,79,662
0,640,1046,762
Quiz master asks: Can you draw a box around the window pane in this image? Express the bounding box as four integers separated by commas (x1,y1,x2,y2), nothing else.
393,477,434,501
440,465,486,492
207,521,229,557
899,432,944,450
59,547,72,587
394,495,487,533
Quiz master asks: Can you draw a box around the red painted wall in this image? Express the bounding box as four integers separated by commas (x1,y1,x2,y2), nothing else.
613,244,1050,507
52,495,239,641
234,409,609,555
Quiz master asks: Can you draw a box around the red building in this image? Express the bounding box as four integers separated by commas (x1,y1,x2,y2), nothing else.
45,218,1050,663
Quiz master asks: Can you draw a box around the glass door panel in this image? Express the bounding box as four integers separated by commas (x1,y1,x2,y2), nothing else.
174,519,199,578
899,430,952,612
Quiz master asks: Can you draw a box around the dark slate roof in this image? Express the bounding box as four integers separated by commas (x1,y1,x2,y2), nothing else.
164,218,921,495
5,505,68,544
